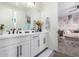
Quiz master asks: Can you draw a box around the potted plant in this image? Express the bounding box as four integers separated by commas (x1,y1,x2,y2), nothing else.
35,20,43,32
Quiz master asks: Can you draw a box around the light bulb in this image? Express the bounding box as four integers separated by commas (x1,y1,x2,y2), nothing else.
27,2,36,8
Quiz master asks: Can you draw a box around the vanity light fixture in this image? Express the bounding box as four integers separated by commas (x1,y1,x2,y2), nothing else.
27,2,36,8
15,2,36,8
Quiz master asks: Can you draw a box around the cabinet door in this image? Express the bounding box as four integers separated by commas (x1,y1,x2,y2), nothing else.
39,33,47,52
31,36,39,57
0,44,17,57
20,41,30,57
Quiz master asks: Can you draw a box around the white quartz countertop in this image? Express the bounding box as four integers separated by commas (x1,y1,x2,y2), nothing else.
0,31,48,39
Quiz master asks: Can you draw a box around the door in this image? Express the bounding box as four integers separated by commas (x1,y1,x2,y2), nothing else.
0,44,17,57
31,35,40,57
39,33,47,52
19,41,30,57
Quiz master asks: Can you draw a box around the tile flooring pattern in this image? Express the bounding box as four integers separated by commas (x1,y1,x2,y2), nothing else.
53,51,70,57
58,36,79,57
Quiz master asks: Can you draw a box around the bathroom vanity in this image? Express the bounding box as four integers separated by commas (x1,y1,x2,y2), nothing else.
0,31,48,57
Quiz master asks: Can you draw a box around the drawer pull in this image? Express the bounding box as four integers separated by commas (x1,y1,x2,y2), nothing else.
38,40,40,48
32,36,39,38
20,45,22,56
43,38,46,44
17,46,19,57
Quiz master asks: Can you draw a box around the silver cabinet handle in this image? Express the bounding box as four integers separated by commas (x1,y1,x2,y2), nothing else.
32,36,39,38
43,38,46,44
20,45,22,56
17,46,19,57
38,40,40,48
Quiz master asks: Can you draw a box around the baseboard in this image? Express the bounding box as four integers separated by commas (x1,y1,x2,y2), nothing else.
38,48,53,57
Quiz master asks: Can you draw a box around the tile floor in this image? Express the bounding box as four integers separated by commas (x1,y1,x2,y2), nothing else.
58,36,79,57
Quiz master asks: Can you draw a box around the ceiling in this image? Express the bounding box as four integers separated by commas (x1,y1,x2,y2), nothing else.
1,2,77,17
0,2,44,11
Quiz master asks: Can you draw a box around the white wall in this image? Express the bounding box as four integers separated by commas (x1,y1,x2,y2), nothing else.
41,2,58,51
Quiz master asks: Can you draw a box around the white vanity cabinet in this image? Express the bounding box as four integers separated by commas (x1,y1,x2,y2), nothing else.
14,35,31,57
0,44,18,57
0,35,31,57
0,37,18,57
31,34,40,57
0,31,48,57
39,33,47,52
31,32,48,57
20,41,30,57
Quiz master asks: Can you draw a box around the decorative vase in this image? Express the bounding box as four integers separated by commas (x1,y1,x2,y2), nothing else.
37,26,42,32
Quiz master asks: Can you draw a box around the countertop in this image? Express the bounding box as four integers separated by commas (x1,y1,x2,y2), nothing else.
0,31,48,39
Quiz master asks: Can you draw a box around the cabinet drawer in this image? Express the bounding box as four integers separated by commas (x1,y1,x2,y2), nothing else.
0,44,17,57
0,38,18,48
0,36,30,48
31,34,39,40
17,35,30,42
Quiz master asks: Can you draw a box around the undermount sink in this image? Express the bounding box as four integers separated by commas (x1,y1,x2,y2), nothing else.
24,30,36,33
